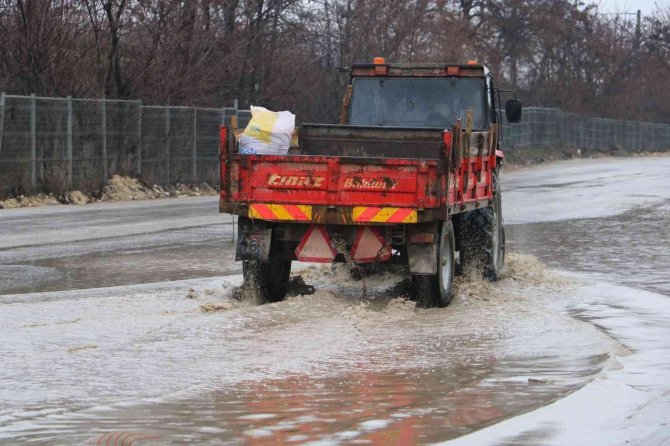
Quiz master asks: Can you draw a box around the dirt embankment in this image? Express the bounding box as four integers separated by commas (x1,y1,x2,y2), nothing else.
0,175,216,209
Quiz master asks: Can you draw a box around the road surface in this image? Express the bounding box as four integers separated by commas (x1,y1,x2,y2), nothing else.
1,156,669,445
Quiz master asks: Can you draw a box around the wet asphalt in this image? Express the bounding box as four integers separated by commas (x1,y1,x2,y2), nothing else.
1,156,669,445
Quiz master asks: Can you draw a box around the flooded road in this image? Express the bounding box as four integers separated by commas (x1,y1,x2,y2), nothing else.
1,156,669,445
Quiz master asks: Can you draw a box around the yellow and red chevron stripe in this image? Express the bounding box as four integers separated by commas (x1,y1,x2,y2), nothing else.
352,207,417,223
249,203,312,221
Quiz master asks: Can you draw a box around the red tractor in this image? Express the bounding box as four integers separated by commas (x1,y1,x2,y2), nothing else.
219,58,522,307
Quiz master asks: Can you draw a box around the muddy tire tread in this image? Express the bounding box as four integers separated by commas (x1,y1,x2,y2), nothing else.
242,258,291,303
460,170,504,281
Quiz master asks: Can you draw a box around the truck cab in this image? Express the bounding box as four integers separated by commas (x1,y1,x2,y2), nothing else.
347,61,493,129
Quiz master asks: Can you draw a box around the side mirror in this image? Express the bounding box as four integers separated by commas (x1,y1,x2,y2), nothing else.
505,99,522,123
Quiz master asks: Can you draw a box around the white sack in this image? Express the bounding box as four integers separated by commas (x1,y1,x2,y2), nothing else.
239,105,295,155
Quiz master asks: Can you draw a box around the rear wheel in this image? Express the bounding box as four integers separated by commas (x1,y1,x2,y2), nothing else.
461,169,505,280
242,256,292,303
412,220,455,308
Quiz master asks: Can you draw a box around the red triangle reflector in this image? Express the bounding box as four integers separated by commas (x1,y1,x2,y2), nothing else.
294,225,337,263
350,227,391,263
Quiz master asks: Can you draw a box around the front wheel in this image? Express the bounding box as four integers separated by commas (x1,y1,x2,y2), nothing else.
412,220,455,308
242,257,291,303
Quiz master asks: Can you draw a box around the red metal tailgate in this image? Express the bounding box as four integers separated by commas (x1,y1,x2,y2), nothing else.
225,154,439,209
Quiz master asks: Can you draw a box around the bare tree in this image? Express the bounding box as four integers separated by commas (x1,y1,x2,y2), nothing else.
0,0,667,122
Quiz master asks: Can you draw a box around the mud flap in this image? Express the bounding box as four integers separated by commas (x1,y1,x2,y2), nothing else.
406,221,439,275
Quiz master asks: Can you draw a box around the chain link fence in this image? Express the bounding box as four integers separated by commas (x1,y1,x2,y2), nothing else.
0,94,252,198
502,107,670,152
0,93,668,198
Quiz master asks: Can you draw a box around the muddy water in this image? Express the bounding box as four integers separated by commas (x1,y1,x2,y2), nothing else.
0,240,237,295
0,258,620,444
508,200,670,296
0,217,237,295
1,157,669,445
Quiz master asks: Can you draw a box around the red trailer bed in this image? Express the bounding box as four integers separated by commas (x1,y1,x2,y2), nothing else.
219,125,500,225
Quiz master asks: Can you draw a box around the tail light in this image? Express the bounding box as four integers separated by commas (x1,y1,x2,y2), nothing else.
442,129,453,158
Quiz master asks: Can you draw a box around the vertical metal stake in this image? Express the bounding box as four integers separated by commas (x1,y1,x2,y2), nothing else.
165,106,170,184
0,92,6,157
651,124,656,152
137,102,142,174
67,96,73,187
31,94,37,186
192,107,198,182
101,97,108,181
635,122,640,153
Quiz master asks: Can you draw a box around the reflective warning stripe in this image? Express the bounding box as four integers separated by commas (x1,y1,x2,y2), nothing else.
249,204,312,221
352,207,417,223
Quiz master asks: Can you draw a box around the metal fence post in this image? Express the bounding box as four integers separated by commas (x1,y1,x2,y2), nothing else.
165,106,170,183
101,97,108,181
0,92,5,157
31,94,37,186
557,109,564,148
651,124,656,152
636,121,640,152
67,96,73,187
192,107,197,182
137,102,142,174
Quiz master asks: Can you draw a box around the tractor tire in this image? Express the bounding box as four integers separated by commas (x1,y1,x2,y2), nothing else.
460,169,505,280
242,257,292,303
412,220,456,308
